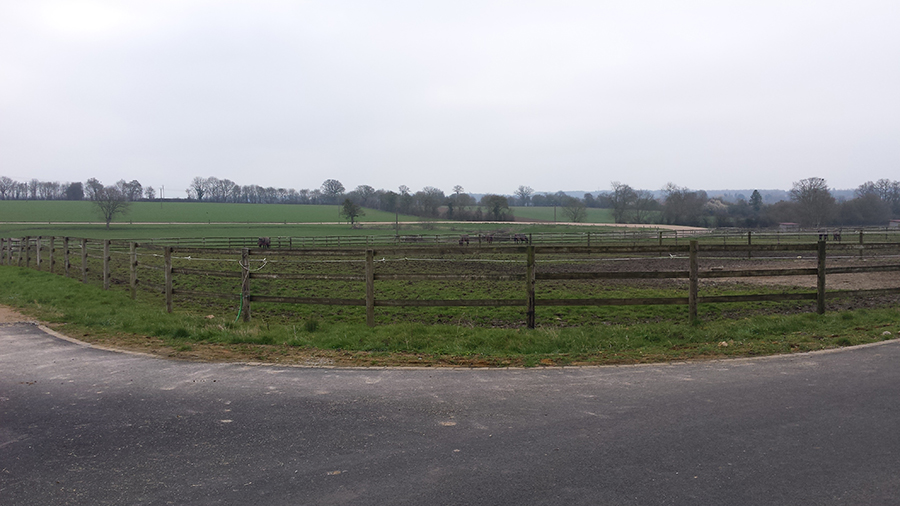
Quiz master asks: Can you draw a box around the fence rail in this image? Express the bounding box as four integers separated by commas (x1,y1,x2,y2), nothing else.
37,226,900,250
2,235,899,329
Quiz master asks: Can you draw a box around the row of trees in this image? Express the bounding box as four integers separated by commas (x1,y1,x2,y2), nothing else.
0,177,152,202
600,177,900,228
5,174,899,228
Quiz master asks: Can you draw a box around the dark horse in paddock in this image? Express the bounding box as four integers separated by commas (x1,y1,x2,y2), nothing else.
513,233,529,244
257,237,271,248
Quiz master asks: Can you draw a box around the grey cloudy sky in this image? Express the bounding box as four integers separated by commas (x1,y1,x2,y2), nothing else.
1,0,898,197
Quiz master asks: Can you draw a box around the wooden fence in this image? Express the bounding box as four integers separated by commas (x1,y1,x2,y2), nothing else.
43,226,900,249
3,235,900,328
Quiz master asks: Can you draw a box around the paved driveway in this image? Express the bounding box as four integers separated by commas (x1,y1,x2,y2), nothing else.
3,323,900,505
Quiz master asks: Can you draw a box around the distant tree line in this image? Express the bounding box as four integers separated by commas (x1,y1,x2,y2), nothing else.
0,177,151,202
182,177,515,222
577,178,900,228
4,174,899,228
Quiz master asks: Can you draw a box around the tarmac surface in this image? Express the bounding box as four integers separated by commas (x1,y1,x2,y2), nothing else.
3,323,900,505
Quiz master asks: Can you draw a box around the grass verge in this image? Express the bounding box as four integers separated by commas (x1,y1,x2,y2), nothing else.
2,266,898,367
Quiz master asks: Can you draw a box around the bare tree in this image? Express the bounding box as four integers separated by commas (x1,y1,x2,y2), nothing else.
857,179,900,216
632,190,658,224
321,179,345,204
84,178,104,200
609,182,637,223
0,176,16,200
415,186,446,217
561,196,587,222
661,183,708,226
514,185,534,206
790,177,835,228
189,176,209,201
117,179,143,201
93,186,131,229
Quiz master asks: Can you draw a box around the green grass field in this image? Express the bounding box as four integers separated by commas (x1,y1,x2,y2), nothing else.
0,201,636,239
0,200,408,224
510,206,614,223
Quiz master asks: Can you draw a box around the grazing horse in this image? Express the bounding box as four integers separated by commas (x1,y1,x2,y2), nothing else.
459,235,470,246
257,237,271,248
513,233,529,244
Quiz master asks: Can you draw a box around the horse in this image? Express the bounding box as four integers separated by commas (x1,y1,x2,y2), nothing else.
257,237,271,248
459,235,470,246
513,233,529,244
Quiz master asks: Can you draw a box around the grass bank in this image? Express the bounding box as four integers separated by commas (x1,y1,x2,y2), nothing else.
2,266,897,367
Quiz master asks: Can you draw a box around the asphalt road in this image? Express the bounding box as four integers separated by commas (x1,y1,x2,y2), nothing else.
3,323,900,505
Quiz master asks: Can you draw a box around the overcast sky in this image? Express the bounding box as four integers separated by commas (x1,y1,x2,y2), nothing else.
1,1,898,197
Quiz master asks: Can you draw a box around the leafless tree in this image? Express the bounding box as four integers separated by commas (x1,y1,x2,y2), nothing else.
514,185,534,206
321,179,345,204
189,176,209,201
561,196,587,222
93,185,131,229
0,176,16,200
790,177,835,228
84,178,104,200
609,182,637,223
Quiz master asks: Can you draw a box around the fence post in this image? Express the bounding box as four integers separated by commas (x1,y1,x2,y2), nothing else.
23,236,30,267
747,231,752,259
366,249,375,327
526,245,536,329
859,230,864,259
64,237,70,277
240,248,250,322
81,239,88,283
49,237,55,273
817,240,826,315
103,240,111,290
165,247,174,313
689,240,699,323
130,242,137,300
36,237,42,270
0,238,4,265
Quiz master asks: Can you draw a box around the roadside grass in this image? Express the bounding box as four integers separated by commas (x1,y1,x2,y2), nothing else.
3,266,897,367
